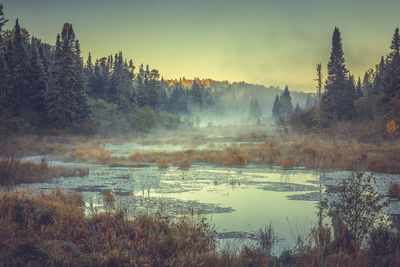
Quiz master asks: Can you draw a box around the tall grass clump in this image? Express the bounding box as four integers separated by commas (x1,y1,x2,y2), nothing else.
0,157,88,185
128,135,400,173
1,185,400,266
66,144,112,164
0,189,219,266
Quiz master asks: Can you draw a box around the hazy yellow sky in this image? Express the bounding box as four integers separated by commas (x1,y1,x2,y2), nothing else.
2,0,400,92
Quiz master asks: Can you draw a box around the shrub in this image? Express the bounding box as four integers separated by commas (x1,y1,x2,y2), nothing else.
321,171,388,248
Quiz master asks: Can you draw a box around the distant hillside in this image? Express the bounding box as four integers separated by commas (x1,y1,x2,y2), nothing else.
165,78,312,118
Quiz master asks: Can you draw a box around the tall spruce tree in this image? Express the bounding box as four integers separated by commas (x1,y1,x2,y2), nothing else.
7,19,30,116
26,37,47,123
168,82,187,115
322,27,355,123
135,64,159,108
272,94,280,118
190,78,204,109
381,27,400,122
117,55,136,114
373,56,385,95
89,57,109,100
249,98,262,120
294,102,301,114
72,39,89,121
47,23,89,127
0,4,8,108
382,28,400,101
0,42,7,108
280,85,293,118
0,4,8,36
355,76,363,98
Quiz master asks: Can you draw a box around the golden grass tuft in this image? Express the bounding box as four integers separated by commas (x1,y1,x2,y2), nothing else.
0,157,88,185
66,144,112,164
156,159,169,169
124,135,400,173
281,157,294,169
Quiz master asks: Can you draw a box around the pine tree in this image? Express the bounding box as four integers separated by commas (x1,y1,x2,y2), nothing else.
0,4,8,35
294,102,301,114
89,57,110,100
7,19,30,116
305,94,315,109
355,76,363,98
0,5,8,108
146,66,161,108
272,95,280,118
86,52,93,72
381,27,400,123
280,85,293,118
168,82,187,115
157,88,168,111
322,27,355,123
117,54,136,114
0,44,8,109
135,64,158,108
26,37,47,122
372,56,385,95
382,28,400,102
362,69,376,96
135,64,146,107
72,39,89,121
249,98,262,120
204,88,216,108
47,23,89,127
46,34,62,125
190,78,204,109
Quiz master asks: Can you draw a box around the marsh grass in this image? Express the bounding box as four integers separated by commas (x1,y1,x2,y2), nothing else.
0,157,88,185
66,144,112,164
126,135,400,173
5,133,398,173
156,159,169,169
1,189,400,266
0,189,219,266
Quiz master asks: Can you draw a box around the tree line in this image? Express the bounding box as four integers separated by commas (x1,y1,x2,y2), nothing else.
0,3,312,135
0,4,217,135
283,26,400,140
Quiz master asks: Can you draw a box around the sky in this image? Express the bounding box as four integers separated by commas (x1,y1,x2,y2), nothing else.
2,0,400,92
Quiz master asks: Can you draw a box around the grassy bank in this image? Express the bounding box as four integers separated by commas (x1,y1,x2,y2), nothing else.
127,135,400,173
0,158,88,185
1,189,400,266
2,132,399,174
